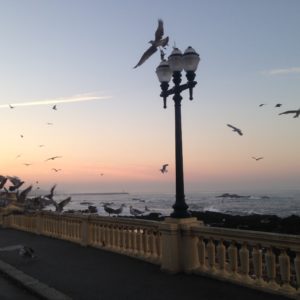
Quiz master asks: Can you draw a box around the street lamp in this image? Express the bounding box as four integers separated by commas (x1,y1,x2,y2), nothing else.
156,46,200,218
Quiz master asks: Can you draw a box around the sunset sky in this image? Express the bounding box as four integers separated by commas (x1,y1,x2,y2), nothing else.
0,0,299,194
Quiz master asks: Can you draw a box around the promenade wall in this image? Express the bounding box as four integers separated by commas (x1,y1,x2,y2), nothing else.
1,212,300,299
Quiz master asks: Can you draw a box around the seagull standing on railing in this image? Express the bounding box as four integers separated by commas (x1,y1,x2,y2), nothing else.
103,204,126,216
129,206,144,216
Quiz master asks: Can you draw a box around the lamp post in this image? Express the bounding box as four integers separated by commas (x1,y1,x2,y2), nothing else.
156,46,200,218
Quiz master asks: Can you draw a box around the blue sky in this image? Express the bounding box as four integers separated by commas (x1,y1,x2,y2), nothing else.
0,0,299,193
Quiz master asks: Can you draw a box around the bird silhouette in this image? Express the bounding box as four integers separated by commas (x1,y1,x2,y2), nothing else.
20,134,24,138
45,156,62,161
16,185,33,203
52,168,61,172
52,197,71,213
129,206,144,216
227,124,243,136
0,245,35,258
0,176,8,189
23,163,32,167
7,176,24,191
279,108,300,118
52,105,57,110
9,104,14,109
134,19,169,68
44,184,57,200
252,157,264,161
160,164,169,174
103,204,125,216
275,103,282,108
259,104,266,107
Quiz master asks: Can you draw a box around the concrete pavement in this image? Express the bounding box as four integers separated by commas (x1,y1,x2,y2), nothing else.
0,228,290,300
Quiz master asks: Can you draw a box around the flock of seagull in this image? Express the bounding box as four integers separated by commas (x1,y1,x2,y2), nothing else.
11,103,63,174
0,176,71,214
226,102,299,162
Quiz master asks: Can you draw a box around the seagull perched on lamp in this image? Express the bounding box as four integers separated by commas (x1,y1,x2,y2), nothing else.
134,19,169,69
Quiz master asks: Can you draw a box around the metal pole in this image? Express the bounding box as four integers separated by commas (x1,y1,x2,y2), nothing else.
170,72,190,218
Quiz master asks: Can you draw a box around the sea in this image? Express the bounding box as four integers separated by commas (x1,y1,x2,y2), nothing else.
52,191,300,218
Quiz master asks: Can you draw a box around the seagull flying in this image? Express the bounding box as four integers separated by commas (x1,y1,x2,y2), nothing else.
279,108,300,118
252,157,264,161
134,19,169,68
259,104,266,107
227,124,243,136
16,185,33,203
52,197,71,213
45,156,62,161
7,176,24,191
52,168,61,172
275,103,282,108
160,164,169,174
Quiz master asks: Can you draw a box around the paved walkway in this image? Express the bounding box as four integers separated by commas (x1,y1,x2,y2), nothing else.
0,228,290,300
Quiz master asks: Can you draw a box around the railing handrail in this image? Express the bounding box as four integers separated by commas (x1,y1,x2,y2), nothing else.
192,225,300,251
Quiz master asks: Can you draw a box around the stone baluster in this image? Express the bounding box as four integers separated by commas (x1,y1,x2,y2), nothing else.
157,233,162,259
137,229,143,256
115,227,121,250
121,227,126,252
119,226,124,250
265,247,279,289
294,252,300,290
207,238,216,272
279,249,294,292
127,228,132,253
144,229,150,258
95,224,99,245
100,225,105,247
132,229,137,255
228,241,239,279
252,245,265,286
239,242,251,283
111,226,116,249
217,239,227,275
198,237,207,271
107,225,112,248
152,232,158,260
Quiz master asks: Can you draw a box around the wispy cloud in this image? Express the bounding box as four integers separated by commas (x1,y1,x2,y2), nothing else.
0,93,112,109
262,67,300,76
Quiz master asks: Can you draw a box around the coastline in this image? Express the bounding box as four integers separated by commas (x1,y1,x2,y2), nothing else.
133,211,300,235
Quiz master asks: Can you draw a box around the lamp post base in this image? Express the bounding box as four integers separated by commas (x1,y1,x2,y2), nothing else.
170,208,191,218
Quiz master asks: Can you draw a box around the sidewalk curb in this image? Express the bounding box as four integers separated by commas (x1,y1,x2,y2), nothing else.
0,260,72,300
